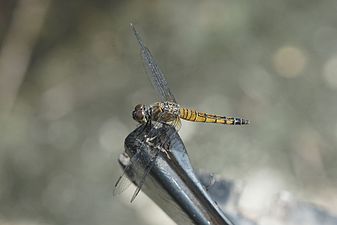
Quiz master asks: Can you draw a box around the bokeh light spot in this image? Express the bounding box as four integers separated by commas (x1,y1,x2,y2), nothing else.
273,46,306,78
323,56,337,89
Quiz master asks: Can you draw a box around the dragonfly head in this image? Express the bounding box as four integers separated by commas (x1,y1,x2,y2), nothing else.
132,104,149,124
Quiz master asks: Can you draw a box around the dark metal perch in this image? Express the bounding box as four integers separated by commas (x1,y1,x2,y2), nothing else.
119,122,235,225
117,122,337,225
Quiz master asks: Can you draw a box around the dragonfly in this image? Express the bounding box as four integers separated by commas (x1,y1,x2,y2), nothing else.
131,25,249,130
113,23,249,202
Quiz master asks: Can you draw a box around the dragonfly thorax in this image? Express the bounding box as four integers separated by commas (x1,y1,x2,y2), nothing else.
132,102,180,124
159,101,180,115
152,101,180,123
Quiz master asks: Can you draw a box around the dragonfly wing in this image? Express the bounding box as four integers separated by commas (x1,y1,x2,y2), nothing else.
113,151,138,196
129,138,162,202
130,23,177,103
168,117,181,132
113,171,132,196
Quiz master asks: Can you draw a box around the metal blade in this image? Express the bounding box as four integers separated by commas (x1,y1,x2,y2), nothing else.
118,123,235,225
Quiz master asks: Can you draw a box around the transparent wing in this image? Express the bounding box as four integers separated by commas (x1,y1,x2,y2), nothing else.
113,172,132,196
113,152,138,196
130,154,157,202
130,23,177,103
129,113,174,202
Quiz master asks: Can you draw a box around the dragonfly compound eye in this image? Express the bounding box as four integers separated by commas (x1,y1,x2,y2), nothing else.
132,104,147,123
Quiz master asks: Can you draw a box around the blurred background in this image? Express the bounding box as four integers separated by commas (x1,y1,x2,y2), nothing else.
0,0,337,224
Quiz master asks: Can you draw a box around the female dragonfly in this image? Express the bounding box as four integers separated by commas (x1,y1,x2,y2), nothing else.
114,24,249,202
130,24,248,130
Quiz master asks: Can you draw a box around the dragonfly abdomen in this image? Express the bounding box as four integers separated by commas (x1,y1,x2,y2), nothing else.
179,108,249,125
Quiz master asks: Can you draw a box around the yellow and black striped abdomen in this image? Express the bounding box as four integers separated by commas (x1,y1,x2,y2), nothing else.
179,108,249,125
